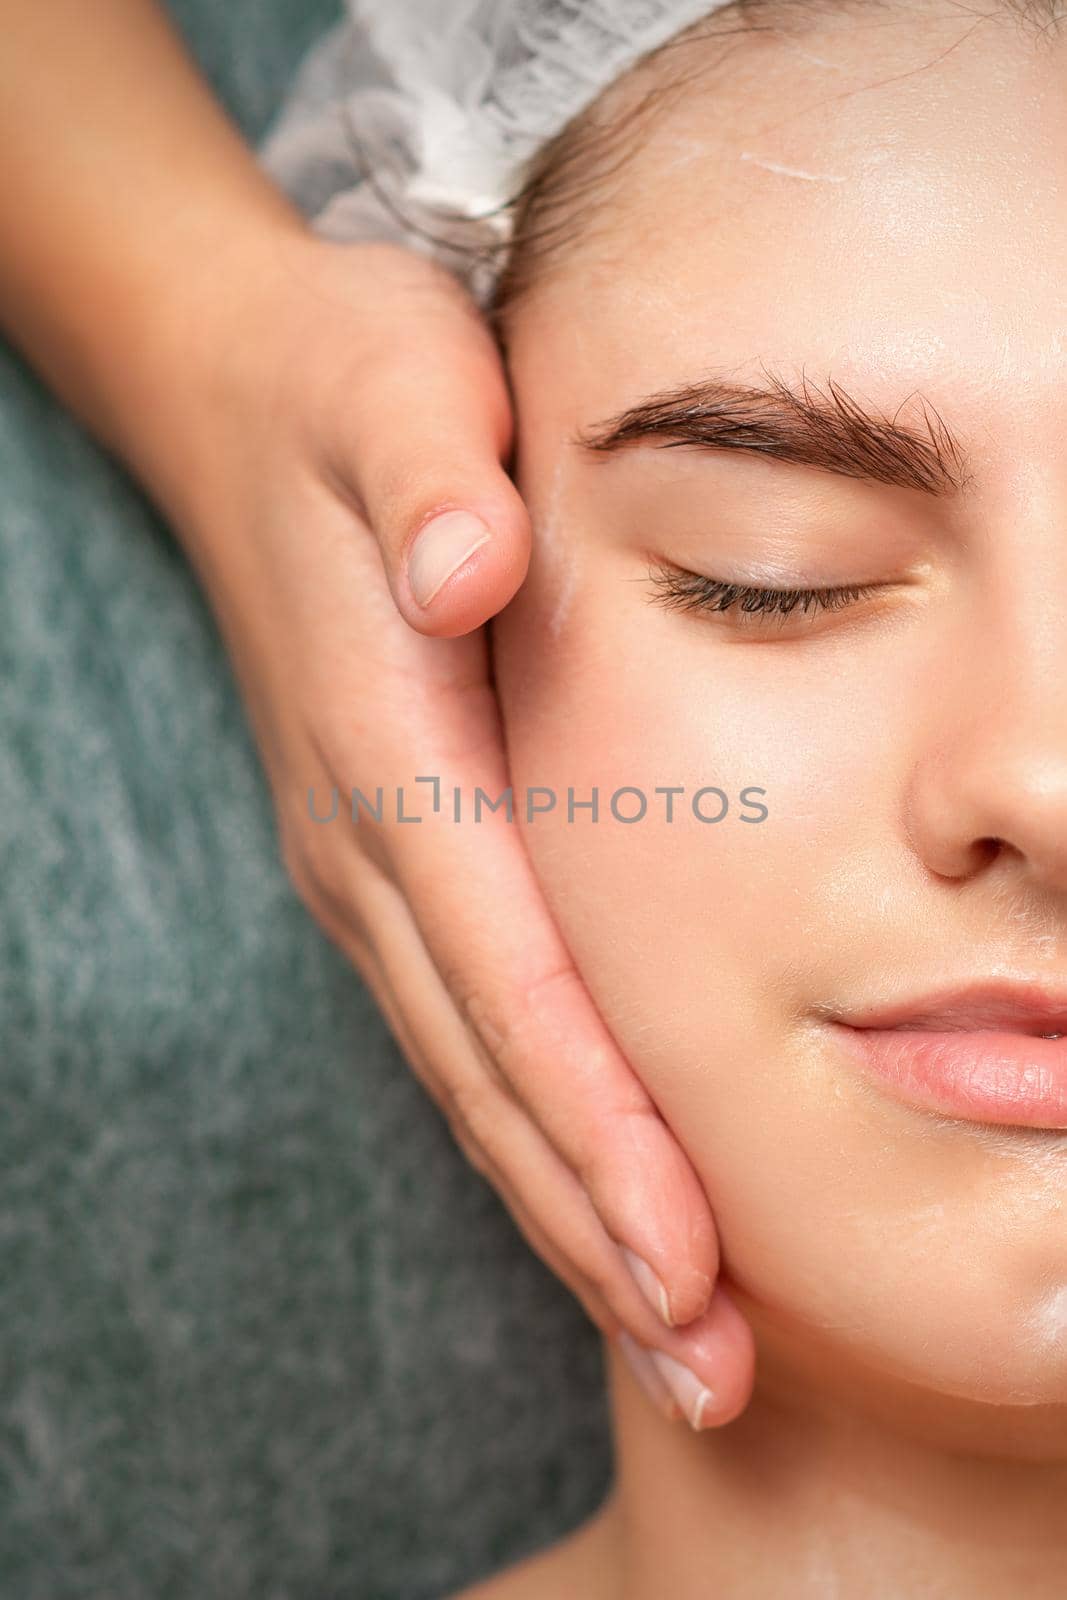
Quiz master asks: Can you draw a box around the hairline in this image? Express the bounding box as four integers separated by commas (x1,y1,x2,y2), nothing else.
488,0,1067,334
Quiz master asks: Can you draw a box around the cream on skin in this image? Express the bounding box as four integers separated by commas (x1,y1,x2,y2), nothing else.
462,4,1067,1596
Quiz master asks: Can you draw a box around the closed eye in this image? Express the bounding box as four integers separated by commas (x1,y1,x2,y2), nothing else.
646,558,882,624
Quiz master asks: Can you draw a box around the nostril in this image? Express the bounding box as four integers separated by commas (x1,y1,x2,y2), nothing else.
970,835,1006,869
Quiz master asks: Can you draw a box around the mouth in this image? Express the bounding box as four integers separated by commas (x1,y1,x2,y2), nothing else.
831,981,1067,1128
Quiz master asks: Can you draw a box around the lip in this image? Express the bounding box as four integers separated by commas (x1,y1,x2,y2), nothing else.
832,981,1067,1128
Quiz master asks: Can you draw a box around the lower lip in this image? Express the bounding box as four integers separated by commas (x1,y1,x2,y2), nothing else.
833,1024,1067,1128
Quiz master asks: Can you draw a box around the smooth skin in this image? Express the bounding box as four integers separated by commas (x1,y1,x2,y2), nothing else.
0,0,748,1402
457,1,1067,1594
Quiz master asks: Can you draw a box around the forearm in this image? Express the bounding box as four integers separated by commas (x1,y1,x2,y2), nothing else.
0,0,313,523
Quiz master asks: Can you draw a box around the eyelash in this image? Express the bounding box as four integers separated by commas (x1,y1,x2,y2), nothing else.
646,559,880,623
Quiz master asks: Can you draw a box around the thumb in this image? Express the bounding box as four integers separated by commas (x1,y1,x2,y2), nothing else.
323,245,532,639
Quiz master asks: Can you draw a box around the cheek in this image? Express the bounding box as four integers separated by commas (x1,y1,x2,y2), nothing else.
493,567,1067,1417
493,550,845,1046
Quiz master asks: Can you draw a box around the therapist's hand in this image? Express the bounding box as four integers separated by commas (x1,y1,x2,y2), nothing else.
0,0,752,1418
160,233,754,1424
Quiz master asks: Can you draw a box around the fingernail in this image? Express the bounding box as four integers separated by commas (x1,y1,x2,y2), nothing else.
620,1245,674,1328
407,510,491,608
648,1350,716,1431
616,1332,683,1422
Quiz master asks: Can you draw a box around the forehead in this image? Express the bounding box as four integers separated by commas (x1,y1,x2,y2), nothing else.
507,7,1067,436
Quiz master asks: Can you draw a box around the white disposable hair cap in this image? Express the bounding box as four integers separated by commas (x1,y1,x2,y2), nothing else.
257,0,731,306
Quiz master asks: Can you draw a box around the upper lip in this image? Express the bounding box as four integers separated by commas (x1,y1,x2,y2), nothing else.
835,980,1067,1035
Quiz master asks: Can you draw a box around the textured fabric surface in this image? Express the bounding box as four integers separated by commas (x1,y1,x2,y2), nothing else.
0,3,610,1596
255,0,723,306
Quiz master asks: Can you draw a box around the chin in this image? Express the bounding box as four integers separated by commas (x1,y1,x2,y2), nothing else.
722,1242,1067,1458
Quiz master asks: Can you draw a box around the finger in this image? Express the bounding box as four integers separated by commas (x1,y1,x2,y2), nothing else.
300,878,455,1121
324,880,617,1331
490,1182,619,1339
368,885,754,1422
317,244,531,639
609,1284,757,1431
305,856,752,1414
331,860,631,1323
385,779,720,1332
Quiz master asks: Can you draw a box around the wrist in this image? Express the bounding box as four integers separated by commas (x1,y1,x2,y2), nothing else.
97,210,320,535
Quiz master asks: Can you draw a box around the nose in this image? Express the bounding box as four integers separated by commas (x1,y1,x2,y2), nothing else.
905,603,1067,895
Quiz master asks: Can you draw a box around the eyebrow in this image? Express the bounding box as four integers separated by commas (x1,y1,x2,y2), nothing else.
573,366,973,498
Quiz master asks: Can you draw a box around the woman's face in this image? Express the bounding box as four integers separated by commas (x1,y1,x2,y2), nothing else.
491,2,1067,1432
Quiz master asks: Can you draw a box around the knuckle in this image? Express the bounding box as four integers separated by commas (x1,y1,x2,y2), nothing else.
452,979,542,1090
460,963,579,1080
284,846,334,932
279,809,335,902
279,807,376,938
450,982,510,1075
517,959,579,1014
568,1111,644,1206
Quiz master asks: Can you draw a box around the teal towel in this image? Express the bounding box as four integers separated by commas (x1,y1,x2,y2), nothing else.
0,3,609,1596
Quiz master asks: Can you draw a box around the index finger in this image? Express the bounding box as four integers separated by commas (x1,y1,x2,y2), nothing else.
385,753,719,1329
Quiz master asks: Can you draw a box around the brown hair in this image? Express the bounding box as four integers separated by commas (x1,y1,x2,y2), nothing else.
486,0,756,331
